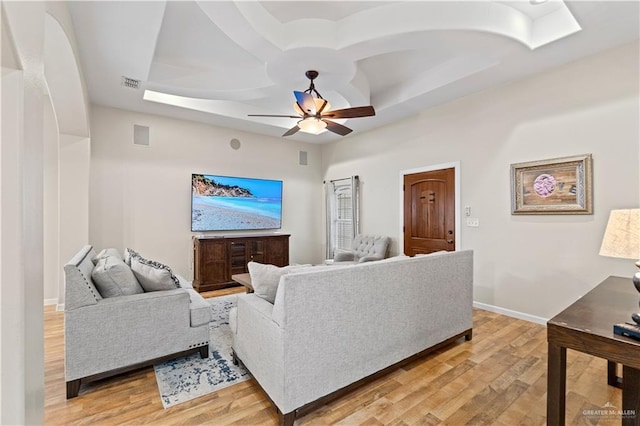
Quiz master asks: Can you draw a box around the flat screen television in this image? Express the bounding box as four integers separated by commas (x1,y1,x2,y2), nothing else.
191,174,283,232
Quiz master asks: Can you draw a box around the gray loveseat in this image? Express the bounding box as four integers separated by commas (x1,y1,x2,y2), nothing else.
64,245,211,398
230,250,473,425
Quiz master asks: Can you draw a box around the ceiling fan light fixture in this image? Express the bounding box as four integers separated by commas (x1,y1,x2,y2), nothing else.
249,71,374,137
298,118,327,134
293,98,330,116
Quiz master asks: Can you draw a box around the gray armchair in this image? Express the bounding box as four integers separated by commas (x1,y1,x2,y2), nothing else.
64,245,211,398
333,234,390,264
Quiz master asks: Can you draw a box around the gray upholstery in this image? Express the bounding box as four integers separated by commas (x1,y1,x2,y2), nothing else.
64,245,211,391
232,250,473,417
333,234,390,263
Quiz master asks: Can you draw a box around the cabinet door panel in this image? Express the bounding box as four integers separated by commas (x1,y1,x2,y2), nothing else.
266,237,289,266
229,241,248,275
199,240,228,284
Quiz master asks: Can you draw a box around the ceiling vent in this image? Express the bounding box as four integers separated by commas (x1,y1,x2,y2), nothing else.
121,76,140,89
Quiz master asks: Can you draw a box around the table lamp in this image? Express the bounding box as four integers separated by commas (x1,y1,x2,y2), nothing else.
599,209,640,324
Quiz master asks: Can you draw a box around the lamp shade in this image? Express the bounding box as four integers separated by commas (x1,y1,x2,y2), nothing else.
298,118,327,134
599,209,640,259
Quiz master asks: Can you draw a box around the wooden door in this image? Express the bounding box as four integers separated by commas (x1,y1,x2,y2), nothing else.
403,168,455,255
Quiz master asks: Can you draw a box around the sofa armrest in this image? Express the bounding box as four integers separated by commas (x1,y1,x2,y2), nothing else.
232,295,285,406
65,289,197,380
334,251,354,262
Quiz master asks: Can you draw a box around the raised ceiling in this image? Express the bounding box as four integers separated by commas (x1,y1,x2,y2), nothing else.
68,1,639,143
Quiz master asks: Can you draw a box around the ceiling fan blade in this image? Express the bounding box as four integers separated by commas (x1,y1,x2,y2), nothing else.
282,125,300,137
248,114,301,118
322,106,376,119
322,119,352,136
294,91,317,115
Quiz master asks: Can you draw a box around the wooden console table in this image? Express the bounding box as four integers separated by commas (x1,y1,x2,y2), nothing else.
547,275,640,425
193,234,289,292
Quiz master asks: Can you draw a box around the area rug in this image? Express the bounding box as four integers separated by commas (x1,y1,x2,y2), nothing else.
154,294,250,408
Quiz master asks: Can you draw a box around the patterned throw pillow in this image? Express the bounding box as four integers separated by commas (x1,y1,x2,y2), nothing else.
126,249,181,292
124,248,140,266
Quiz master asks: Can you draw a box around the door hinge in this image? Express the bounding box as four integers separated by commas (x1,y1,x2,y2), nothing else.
403,226,405,232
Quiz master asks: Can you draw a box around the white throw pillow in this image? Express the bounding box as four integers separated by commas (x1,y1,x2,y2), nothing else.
91,256,144,298
91,248,123,265
248,262,294,304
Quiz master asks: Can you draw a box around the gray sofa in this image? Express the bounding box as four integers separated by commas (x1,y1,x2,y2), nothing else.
64,245,211,398
230,250,473,425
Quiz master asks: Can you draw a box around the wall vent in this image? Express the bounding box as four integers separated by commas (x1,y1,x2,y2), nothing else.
133,125,149,146
121,76,140,89
299,151,308,166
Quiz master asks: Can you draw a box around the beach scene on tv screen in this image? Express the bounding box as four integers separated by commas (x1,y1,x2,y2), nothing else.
192,174,282,231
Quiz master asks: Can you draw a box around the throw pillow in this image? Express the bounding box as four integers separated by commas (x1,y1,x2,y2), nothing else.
248,261,294,304
91,256,144,298
91,248,123,265
124,248,141,266
129,254,181,292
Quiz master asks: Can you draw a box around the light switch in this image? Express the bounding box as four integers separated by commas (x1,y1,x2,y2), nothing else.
467,218,479,227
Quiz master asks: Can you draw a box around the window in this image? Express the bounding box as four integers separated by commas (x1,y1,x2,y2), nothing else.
325,176,359,258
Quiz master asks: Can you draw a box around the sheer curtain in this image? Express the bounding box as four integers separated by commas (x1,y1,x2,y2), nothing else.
325,176,359,259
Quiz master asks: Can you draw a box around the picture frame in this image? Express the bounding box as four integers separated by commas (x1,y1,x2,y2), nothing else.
510,154,593,215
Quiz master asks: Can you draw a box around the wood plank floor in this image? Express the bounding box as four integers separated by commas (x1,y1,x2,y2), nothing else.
44,289,621,425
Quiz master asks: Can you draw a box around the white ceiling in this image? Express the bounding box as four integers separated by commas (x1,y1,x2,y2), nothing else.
68,1,640,143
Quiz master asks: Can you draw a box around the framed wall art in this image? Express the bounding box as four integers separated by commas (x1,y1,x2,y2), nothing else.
510,154,593,215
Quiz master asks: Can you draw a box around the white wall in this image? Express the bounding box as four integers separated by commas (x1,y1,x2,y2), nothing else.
42,6,91,308
322,41,640,320
43,95,59,304
0,2,46,423
89,106,324,277
58,134,90,306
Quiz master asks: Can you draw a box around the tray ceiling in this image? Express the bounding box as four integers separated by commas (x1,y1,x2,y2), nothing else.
68,1,640,143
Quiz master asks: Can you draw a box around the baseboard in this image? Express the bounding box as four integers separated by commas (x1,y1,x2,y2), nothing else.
473,301,548,325
56,303,65,312
44,298,58,306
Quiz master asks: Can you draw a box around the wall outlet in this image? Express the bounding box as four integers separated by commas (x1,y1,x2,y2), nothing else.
466,217,480,227
464,206,471,216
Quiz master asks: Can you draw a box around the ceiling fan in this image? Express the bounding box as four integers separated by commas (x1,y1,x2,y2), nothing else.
249,70,375,137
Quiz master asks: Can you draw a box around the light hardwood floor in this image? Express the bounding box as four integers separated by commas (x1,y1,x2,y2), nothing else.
44,288,621,425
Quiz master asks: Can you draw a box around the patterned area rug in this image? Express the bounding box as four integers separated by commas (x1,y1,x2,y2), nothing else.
154,294,250,408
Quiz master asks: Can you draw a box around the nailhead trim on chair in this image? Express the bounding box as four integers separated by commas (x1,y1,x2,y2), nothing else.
77,266,100,302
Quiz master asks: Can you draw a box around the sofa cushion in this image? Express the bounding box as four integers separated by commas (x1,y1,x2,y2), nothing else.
91,256,144,298
91,248,123,265
130,256,180,292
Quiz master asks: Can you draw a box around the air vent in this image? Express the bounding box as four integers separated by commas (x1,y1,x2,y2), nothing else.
121,76,140,89
133,125,149,146
299,151,308,166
